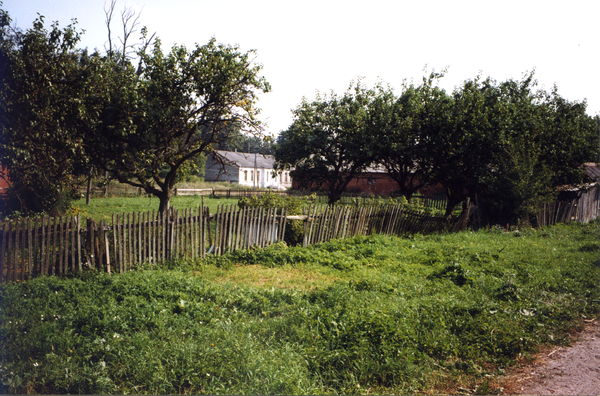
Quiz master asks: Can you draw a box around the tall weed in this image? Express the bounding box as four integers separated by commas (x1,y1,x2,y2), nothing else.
1,221,598,394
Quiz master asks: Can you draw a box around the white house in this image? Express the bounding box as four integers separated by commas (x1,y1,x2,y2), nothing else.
204,150,292,189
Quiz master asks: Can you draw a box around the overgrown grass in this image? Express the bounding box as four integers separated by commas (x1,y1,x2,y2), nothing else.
1,222,599,394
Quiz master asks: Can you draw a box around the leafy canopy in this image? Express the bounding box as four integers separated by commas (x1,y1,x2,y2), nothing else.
275,80,377,204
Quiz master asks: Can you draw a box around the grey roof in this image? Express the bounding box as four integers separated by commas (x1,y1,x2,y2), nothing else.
214,150,275,169
584,163,600,181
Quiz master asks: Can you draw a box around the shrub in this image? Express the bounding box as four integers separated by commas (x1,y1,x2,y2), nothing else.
238,192,311,246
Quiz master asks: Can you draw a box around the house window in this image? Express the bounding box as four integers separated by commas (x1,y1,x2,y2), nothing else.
257,171,260,181
367,177,377,185
244,170,248,181
284,172,288,183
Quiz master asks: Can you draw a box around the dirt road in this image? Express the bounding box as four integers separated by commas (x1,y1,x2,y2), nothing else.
500,321,600,395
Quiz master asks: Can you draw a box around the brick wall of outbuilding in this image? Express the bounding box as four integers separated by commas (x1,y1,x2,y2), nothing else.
293,172,446,197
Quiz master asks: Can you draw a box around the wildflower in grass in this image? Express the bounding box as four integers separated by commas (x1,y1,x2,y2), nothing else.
100,361,106,369
33,362,39,367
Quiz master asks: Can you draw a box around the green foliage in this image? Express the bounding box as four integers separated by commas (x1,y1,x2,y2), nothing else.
238,191,309,245
281,71,597,223
0,6,270,216
217,125,274,155
274,80,378,204
0,10,91,216
1,222,599,394
370,72,448,202
91,36,270,213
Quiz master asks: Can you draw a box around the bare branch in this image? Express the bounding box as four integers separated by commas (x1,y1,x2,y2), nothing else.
119,6,141,62
104,0,116,58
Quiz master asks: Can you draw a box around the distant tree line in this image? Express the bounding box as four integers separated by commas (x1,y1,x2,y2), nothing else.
274,72,599,225
0,2,270,216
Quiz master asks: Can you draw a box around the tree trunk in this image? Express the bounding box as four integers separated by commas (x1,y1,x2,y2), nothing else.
103,170,109,197
158,192,171,214
86,174,92,205
444,190,465,217
328,190,342,205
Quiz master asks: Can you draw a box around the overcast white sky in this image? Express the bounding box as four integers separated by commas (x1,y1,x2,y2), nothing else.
3,0,599,136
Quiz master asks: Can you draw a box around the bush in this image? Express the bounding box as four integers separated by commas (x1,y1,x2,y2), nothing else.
238,192,311,246
2,183,79,218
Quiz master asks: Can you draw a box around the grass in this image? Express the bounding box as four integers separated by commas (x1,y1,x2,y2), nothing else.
0,221,599,394
201,264,339,291
70,195,242,224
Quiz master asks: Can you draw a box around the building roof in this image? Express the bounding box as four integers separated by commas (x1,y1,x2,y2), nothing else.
213,150,276,169
556,163,600,192
583,163,600,181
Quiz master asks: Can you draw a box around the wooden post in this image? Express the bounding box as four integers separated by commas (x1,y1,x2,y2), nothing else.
97,221,105,271
105,222,111,275
27,218,33,279
86,218,94,270
126,213,132,270
302,207,308,247
200,206,206,258
0,223,6,283
60,217,66,275
281,207,288,243
6,221,13,281
33,218,39,275
76,214,82,271
45,217,52,274
151,210,156,264
112,214,117,272
120,214,126,272
18,219,25,281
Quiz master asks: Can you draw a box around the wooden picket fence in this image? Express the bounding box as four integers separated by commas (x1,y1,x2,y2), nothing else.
0,205,290,283
300,203,470,246
0,202,470,283
535,185,600,226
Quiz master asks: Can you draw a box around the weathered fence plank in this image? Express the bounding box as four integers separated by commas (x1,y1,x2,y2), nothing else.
1,198,492,283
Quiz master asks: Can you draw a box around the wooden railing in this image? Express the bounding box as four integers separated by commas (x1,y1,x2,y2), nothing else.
0,201,470,283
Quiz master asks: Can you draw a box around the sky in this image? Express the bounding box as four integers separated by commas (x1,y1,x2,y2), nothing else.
3,0,599,136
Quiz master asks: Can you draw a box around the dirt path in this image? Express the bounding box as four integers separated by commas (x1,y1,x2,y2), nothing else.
500,321,600,395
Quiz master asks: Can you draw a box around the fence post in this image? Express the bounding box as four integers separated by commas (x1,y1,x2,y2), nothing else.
0,222,6,283
105,221,111,275
86,218,96,269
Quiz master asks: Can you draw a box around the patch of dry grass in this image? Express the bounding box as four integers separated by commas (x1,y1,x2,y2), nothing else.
195,264,338,290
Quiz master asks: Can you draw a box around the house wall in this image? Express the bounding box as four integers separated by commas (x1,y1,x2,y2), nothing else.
238,167,292,189
204,162,239,183
346,173,399,195
205,151,293,189
293,171,445,197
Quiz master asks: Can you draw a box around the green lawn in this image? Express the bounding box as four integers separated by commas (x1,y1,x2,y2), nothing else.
72,195,242,224
1,221,599,394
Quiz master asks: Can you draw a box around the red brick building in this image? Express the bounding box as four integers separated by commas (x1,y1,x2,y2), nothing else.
0,165,10,194
293,165,445,197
